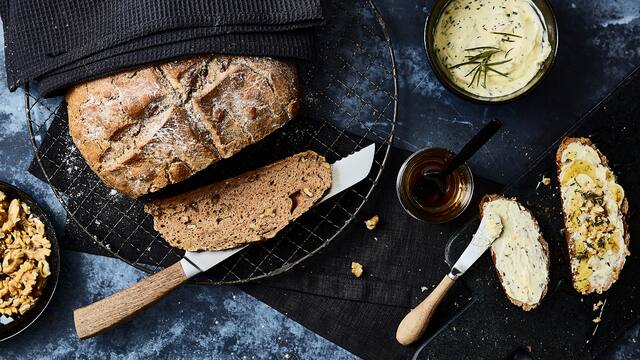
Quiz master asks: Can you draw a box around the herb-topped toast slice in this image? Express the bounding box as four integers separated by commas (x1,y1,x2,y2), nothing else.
556,137,630,294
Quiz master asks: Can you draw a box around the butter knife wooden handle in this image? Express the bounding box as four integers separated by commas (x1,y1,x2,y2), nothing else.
73,261,188,339
396,275,455,345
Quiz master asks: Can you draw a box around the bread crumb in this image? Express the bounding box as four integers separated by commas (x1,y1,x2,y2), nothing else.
593,300,603,311
541,176,551,186
592,316,602,324
527,346,532,353
365,215,379,230
420,286,428,292
351,262,363,277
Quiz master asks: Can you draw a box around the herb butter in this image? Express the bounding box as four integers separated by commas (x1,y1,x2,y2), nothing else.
434,0,551,97
483,198,549,308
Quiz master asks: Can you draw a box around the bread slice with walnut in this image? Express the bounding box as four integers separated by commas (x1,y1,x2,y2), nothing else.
480,195,550,311
144,151,331,251
556,137,629,295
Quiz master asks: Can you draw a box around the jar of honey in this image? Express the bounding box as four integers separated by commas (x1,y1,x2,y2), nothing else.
396,148,474,223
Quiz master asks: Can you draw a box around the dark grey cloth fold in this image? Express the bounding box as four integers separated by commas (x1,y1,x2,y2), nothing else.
0,0,323,95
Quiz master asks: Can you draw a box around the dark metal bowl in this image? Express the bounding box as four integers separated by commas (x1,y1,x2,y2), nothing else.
0,181,60,342
424,0,558,104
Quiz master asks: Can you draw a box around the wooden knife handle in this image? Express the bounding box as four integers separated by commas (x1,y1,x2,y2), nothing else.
74,261,188,339
396,275,455,346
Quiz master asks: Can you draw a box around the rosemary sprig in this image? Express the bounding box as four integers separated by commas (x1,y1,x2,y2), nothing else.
491,31,522,38
448,47,511,88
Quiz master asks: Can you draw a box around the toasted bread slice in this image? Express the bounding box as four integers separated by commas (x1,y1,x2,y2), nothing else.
480,194,550,311
556,137,629,294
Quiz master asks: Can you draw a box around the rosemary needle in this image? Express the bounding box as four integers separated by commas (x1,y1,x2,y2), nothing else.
491,31,522,38
505,48,513,58
449,60,481,69
466,49,502,61
464,63,482,77
465,46,501,51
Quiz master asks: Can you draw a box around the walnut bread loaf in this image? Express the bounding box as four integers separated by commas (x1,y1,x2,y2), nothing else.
556,137,629,295
66,55,300,198
480,195,550,311
144,151,332,251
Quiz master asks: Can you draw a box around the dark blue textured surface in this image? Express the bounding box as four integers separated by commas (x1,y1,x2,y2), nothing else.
1,0,639,358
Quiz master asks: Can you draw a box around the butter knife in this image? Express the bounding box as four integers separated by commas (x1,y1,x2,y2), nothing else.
74,144,376,339
395,212,503,345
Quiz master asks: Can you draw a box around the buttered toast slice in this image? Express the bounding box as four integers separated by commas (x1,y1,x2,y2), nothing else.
480,195,550,311
556,137,629,294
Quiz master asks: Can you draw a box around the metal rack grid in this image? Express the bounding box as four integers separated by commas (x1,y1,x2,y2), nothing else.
25,0,398,284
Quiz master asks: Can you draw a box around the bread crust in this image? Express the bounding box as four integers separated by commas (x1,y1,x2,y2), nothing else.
66,55,300,198
555,136,630,294
479,194,550,311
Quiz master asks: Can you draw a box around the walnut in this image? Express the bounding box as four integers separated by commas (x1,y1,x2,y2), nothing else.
593,300,604,311
365,215,379,230
0,192,51,316
351,262,363,278
259,208,275,218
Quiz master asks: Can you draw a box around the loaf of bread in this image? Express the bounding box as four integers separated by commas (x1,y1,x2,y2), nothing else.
144,151,332,251
66,55,299,198
556,137,629,294
480,195,550,311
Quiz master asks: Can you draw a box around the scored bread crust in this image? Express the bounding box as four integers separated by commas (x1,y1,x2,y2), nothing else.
555,137,630,294
66,55,300,198
479,194,551,311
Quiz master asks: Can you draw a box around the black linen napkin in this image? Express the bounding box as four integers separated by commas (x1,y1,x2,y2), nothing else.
37,30,315,96
1,0,323,95
29,122,501,359
240,148,503,360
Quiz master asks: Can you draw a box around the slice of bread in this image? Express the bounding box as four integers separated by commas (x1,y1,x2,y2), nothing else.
144,151,331,251
480,194,550,311
556,137,629,294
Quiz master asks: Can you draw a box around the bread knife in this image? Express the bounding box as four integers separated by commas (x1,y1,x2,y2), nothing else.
395,212,503,345
73,144,376,339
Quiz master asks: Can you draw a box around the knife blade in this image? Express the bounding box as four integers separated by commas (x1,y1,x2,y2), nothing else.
73,144,376,339
180,144,376,278
449,211,502,279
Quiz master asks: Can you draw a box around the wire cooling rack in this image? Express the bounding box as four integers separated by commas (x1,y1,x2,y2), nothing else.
25,0,398,284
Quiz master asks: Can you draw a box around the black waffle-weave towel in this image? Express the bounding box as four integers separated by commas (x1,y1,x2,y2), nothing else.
0,0,323,96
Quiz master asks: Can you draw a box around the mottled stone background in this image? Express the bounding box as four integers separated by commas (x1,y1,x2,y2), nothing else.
1,0,639,359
